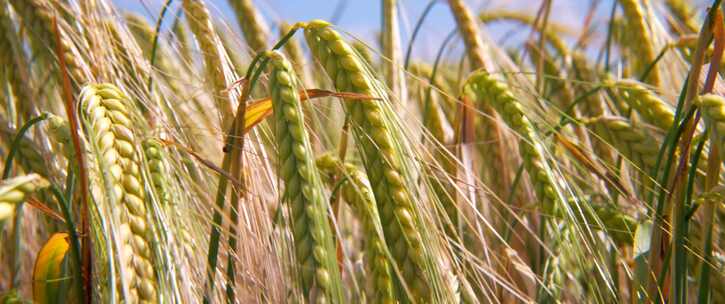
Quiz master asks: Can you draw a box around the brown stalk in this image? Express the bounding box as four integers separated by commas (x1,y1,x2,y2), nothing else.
243,89,380,133
26,197,65,222
554,134,634,201
52,16,91,304
532,0,552,93
647,6,722,301
160,139,245,189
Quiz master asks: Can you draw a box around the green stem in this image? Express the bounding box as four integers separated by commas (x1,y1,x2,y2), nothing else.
404,0,438,69
4,113,47,288
49,184,83,301
146,0,174,92
2,113,48,178
205,28,300,302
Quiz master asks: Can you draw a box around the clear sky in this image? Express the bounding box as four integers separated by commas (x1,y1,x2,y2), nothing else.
115,0,709,60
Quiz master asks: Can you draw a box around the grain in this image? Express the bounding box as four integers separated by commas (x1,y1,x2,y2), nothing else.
304,20,439,301
665,0,699,33
280,22,308,80
265,50,343,303
316,154,395,303
695,94,725,162
46,113,82,169
216,25,247,75
142,139,170,207
182,0,234,129
447,0,487,69
464,71,560,214
172,18,193,64
0,174,49,223
9,0,88,86
618,0,660,86
352,41,375,67
606,79,675,131
568,198,637,245
447,0,511,201
382,0,406,104
584,116,660,174
80,83,156,302
0,2,34,119
229,0,269,53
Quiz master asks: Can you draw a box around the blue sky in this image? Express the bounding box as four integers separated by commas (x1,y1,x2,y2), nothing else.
115,0,709,60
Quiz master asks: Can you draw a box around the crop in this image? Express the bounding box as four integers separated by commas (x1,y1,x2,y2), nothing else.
0,0,723,303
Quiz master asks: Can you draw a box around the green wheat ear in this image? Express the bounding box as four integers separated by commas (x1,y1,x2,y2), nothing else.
316,153,396,303
696,94,725,161
0,174,49,224
464,70,561,214
304,19,453,302
265,50,344,303
605,79,675,131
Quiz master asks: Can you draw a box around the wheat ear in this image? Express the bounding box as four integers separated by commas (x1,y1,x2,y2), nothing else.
478,9,570,57
229,0,269,53
0,2,35,119
606,79,675,131
80,83,156,302
304,20,439,301
172,17,193,65
265,50,344,303
447,0,512,200
382,0,406,104
9,0,87,85
696,94,725,162
280,22,308,80
665,0,699,33
584,116,660,176
142,139,171,207
316,153,396,303
618,0,660,86
464,70,560,214
0,174,49,224
182,0,234,128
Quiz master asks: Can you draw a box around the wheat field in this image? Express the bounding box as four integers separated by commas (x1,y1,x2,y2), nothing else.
0,0,723,303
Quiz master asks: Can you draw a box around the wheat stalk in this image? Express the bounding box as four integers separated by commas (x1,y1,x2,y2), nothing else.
0,120,50,178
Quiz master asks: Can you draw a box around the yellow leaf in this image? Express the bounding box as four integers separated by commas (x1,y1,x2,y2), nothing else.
33,233,73,304
243,89,380,134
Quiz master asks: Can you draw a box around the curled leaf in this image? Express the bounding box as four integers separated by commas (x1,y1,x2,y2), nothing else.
33,233,74,304
243,89,380,133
